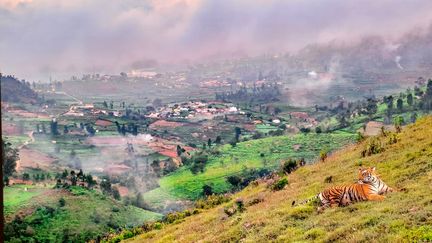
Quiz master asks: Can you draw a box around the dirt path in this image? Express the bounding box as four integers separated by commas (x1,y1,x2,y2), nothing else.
16,131,35,172
55,91,83,104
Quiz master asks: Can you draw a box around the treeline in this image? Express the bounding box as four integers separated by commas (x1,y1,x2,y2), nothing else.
321,79,432,130
0,73,39,103
215,82,282,104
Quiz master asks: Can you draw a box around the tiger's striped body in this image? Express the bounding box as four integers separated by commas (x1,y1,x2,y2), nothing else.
318,167,393,209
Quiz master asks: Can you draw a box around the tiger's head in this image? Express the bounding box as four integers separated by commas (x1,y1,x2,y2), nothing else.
358,167,377,183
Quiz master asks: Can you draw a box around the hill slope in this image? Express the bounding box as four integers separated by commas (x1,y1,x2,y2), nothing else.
4,186,162,242
128,116,432,242
145,133,356,210
0,75,38,103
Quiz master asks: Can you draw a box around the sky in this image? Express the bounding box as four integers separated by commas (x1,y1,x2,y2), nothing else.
1,0,432,80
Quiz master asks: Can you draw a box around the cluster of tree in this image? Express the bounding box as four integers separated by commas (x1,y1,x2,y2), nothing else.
0,73,39,103
215,82,282,104
181,154,209,174
327,80,432,130
225,167,272,192
115,121,139,136
99,176,121,200
55,169,96,189
102,100,114,109
28,172,51,182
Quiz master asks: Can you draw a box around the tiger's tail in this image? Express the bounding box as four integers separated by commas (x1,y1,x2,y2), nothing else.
291,194,319,207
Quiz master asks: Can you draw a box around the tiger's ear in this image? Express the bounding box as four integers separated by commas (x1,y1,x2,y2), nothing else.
358,167,363,171
371,167,376,172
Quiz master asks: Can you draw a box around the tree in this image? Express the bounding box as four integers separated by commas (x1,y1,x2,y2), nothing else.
77,169,84,180
176,145,183,156
215,136,222,144
85,174,96,189
365,98,378,120
396,98,403,111
50,119,59,136
103,101,108,108
63,125,69,134
234,127,242,142
207,138,212,148
112,187,121,200
100,176,112,194
121,124,126,136
61,169,68,179
385,95,394,111
132,124,138,136
407,93,413,106
3,141,18,184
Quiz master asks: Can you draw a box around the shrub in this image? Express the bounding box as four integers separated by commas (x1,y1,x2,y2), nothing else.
58,198,66,207
387,133,399,145
324,176,333,183
235,198,245,213
226,175,242,188
361,137,384,157
281,159,297,174
202,184,213,196
271,178,288,191
320,149,328,162
195,194,230,209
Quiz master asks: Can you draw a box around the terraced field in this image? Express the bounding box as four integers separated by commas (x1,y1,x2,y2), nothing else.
145,133,356,205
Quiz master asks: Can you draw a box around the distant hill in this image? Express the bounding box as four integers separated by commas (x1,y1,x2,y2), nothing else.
128,116,432,242
0,74,38,103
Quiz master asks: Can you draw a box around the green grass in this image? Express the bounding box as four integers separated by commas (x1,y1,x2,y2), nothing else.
145,133,356,202
3,135,29,147
255,124,279,133
4,185,48,215
130,116,432,243
5,186,163,242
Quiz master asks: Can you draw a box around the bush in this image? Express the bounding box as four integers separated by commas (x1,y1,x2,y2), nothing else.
235,198,245,213
226,175,242,188
58,198,66,207
202,184,213,196
271,178,288,191
361,137,384,157
195,194,230,209
281,159,297,174
320,149,328,162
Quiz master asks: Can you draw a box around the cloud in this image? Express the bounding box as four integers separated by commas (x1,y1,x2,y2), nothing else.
0,0,431,80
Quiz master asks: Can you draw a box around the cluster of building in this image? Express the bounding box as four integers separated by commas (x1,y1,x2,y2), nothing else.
147,101,239,119
63,104,119,117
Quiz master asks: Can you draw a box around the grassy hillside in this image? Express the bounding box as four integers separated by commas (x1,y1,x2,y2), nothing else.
145,133,356,206
4,186,162,242
129,116,432,242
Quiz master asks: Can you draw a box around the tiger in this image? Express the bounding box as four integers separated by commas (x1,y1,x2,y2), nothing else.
292,167,393,211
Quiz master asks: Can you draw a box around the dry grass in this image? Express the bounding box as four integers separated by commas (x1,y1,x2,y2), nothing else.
127,116,432,243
